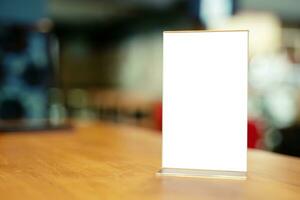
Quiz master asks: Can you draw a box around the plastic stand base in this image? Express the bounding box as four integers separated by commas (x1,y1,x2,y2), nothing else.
157,168,247,180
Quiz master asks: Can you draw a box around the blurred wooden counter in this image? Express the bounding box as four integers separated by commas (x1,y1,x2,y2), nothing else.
0,122,299,200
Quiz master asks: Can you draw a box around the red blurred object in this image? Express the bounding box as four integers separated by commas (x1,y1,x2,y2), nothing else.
153,101,162,131
248,120,262,148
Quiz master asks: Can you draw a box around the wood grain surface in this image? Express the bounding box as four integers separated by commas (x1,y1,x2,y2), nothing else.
0,121,299,200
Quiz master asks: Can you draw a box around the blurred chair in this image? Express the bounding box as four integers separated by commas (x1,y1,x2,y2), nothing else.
0,22,66,131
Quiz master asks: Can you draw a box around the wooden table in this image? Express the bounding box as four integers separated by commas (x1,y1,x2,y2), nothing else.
0,122,299,200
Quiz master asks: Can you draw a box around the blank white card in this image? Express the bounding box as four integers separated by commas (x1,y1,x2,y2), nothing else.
162,31,248,175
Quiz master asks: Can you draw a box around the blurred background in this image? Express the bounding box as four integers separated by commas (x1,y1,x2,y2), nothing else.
0,0,300,157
